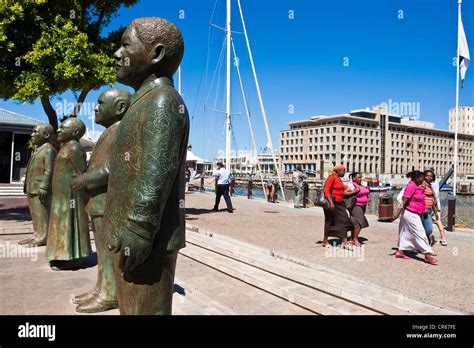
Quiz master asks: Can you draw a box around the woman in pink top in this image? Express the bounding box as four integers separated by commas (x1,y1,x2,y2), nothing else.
395,171,438,264
346,172,370,247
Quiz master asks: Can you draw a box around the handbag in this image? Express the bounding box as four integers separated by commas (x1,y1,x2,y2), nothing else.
344,182,357,211
314,190,330,209
315,175,332,209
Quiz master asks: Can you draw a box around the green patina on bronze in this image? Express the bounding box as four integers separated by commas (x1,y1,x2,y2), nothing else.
46,117,91,266
103,17,189,315
20,124,57,247
71,88,131,313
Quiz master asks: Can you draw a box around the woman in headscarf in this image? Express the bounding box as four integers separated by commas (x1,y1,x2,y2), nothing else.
322,165,352,248
395,171,438,264
346,172,370,247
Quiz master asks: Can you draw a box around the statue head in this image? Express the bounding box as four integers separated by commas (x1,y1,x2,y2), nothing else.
31,124,54,146
57,117,86,143
114,17,184,90
94,88,131,127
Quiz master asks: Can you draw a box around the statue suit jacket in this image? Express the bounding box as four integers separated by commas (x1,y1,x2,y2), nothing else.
24,142,57,195
83,122,120,216
104,76,190,253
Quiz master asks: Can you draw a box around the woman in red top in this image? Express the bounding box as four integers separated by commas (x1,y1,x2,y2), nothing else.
322,165,353,248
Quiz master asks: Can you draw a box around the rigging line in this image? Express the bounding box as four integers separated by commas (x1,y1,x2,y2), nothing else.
200,0,220,156
213,38,226,111
193,0,219,146
237,0,286,201
205,35,226,109
231,37,266,189
209,45,226,158
203,0,220,107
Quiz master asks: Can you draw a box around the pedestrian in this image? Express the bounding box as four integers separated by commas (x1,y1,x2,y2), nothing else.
423,168,447,246
292,166,307,208
393,171,413,221
265,177,278,203
393,171,438,264
322,165,352,248
212,162,234,213
185,166,191,192
346,172,370,247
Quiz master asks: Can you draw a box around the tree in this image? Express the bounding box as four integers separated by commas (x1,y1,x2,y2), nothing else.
0,0,137,129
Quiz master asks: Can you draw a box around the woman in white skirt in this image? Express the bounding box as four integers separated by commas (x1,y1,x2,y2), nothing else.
393,171,438,264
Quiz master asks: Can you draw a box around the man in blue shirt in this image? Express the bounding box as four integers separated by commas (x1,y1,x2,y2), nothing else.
212,162,234,213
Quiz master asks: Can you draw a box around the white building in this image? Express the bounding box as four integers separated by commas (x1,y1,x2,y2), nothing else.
215,150,279,174
449,106,474,135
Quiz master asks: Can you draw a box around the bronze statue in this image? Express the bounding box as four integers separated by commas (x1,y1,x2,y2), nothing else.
46,117,91,270
19,124,57,247
71,88,131,313
104,17,189,315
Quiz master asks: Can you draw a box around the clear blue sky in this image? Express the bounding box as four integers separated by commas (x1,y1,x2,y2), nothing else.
1,0,473,160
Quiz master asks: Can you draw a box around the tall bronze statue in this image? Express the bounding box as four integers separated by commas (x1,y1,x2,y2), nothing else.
19,124,57,247
46,117,91,270
71,88,131,313
104,17,189,315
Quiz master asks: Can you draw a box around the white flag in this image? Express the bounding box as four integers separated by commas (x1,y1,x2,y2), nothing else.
459,14,470,85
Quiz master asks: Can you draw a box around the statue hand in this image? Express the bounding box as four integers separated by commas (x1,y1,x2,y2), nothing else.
38,188,48,203
117,228,153,272
71,176,85,190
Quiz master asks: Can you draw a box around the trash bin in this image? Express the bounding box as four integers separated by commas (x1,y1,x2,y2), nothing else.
378,194,393,222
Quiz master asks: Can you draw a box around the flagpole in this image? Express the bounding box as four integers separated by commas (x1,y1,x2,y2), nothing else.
453,0,461,197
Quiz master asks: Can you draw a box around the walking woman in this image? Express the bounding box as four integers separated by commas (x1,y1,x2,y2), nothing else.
346,172,370,247
422,169,439,246
322,165,352,248
424,169,448,246
394,171,438,264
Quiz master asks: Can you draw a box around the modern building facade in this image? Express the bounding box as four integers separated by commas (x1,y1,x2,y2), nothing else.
0,109,42,183
280,105,474,179
449,106,474,135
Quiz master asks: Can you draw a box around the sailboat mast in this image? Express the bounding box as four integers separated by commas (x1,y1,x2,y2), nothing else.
225,0,232,171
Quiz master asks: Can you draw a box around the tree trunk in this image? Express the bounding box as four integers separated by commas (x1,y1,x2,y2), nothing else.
40,95,58,130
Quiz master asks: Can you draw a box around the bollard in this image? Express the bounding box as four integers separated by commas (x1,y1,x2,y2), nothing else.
303,182,309,208
200,176,204,192
247,177,253,199
273,181,279,203
446,193,456,232
230,178,235,196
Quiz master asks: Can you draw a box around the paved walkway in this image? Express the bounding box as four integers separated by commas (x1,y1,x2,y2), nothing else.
185,191,474,313
0,233,311,315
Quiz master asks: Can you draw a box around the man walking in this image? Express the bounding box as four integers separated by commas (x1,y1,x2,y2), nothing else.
292,166,307,208
212,162,234,213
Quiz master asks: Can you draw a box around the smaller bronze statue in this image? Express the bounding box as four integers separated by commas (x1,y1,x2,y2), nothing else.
71,88,131,313
46,117,91,270
19,124,57,247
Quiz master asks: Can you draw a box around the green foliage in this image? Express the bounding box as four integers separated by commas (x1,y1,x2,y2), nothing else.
0,0,138,127
26,139,35,150
13,15,116,101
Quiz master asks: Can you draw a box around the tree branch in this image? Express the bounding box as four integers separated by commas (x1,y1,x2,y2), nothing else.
71,87,91,117
91,5,106,40
40,95,58,130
